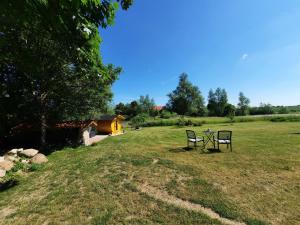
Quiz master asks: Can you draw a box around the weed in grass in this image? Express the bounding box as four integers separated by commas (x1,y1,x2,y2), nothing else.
28,163,43,172
123,181,138,192
245,218,269,225
91,210,113,225
11,162,28,172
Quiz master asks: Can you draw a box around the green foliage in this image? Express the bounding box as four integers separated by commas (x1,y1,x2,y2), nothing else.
28,163,43,172
207,88,228,116
0,0,132,143
141,118,203,127
0,171,20,191
114,94,157,119
167,73,206,116
11,162,28,173
138,95,156,116
236,92,250,116
249,103,274,115
130,114,148,128
245,218,269,225
160,110,177,119
224,104,236,122
269,116,300,122
276,106,289,114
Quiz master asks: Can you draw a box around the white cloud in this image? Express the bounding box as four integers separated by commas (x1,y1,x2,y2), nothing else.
241,53,248,60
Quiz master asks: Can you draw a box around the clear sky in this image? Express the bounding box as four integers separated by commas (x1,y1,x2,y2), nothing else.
100,0,300,107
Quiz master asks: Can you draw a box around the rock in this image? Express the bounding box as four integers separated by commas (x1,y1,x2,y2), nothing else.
30,153,48,164
7,148,23,155
4,155,19,163
8,149,17,155
0,160,14,171
0,169,6,178
18,148,39,158
21,159,29,164
0,156,4,162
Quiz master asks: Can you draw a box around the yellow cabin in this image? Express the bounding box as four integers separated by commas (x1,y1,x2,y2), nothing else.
97,115,125,135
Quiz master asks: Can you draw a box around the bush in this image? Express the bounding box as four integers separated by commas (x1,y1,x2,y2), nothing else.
28,163,43,171
160,110,177,119
249,103,274,115
130,114,148,128
177,117,186,127
277,106,289,114
270,116,300,122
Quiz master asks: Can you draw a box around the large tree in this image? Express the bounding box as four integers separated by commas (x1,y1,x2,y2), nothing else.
0,0,132,147
138,95,155,116
207,88,228,116
167,73,205,116
237,92,250,116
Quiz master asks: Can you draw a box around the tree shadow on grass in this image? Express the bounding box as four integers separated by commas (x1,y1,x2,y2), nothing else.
0,179,19,192
290,132,300,135
204,148,222,154
168,146,199,153
168,146,222,154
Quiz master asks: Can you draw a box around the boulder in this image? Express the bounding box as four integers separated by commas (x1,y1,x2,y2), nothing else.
30,153,48,164
18,148,39,158
0,169,6,178
0,160,14,171
4,155,19,163
7,148,23,155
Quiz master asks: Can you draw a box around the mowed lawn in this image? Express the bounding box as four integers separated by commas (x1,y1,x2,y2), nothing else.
0,122,299,225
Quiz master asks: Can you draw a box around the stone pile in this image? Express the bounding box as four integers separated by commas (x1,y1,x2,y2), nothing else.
0,148,48,178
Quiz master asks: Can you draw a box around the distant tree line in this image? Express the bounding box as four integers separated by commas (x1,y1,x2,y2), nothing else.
115,73,295,120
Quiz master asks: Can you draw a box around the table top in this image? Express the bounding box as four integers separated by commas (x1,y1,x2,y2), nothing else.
203,129,215,135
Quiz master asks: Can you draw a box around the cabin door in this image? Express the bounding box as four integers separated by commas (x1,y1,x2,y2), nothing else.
115,120,118,131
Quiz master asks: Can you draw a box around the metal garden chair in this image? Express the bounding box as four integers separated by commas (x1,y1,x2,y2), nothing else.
186,130,204,149
214,130,232,151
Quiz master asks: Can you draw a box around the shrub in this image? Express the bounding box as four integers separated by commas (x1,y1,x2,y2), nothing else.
270,116,300,122
130,114,148,128
177,117,186,127
160,110,177,119
28,163,43,171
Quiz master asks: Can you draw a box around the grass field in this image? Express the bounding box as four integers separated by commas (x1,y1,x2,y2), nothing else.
0,121,300,225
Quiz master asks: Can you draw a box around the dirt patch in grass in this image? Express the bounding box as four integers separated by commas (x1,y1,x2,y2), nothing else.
137,182,246,225
0,207,16,219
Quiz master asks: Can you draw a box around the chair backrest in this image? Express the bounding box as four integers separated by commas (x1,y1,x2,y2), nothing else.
218,130,232,140
186,130,196,139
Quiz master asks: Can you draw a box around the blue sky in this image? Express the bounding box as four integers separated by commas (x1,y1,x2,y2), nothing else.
100,0,300,106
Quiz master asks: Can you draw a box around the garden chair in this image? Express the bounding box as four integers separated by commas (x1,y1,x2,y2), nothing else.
186,130,204,149
214,130,232,151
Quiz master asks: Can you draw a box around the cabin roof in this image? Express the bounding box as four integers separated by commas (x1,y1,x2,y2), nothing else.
54,120,97,129
98,115,125,121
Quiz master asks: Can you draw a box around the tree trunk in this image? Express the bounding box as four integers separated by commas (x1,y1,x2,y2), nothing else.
40,92,47,150
40,112,47,149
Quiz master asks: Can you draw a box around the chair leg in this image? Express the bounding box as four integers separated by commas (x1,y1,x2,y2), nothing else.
230,143,232,152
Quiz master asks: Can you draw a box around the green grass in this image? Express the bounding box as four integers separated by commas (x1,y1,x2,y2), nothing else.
0,121,300,224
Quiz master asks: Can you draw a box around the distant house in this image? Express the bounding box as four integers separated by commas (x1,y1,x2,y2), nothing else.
97,115,125,135
153,105,164,111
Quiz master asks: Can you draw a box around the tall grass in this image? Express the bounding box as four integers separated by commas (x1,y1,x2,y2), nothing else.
140,114,300,127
